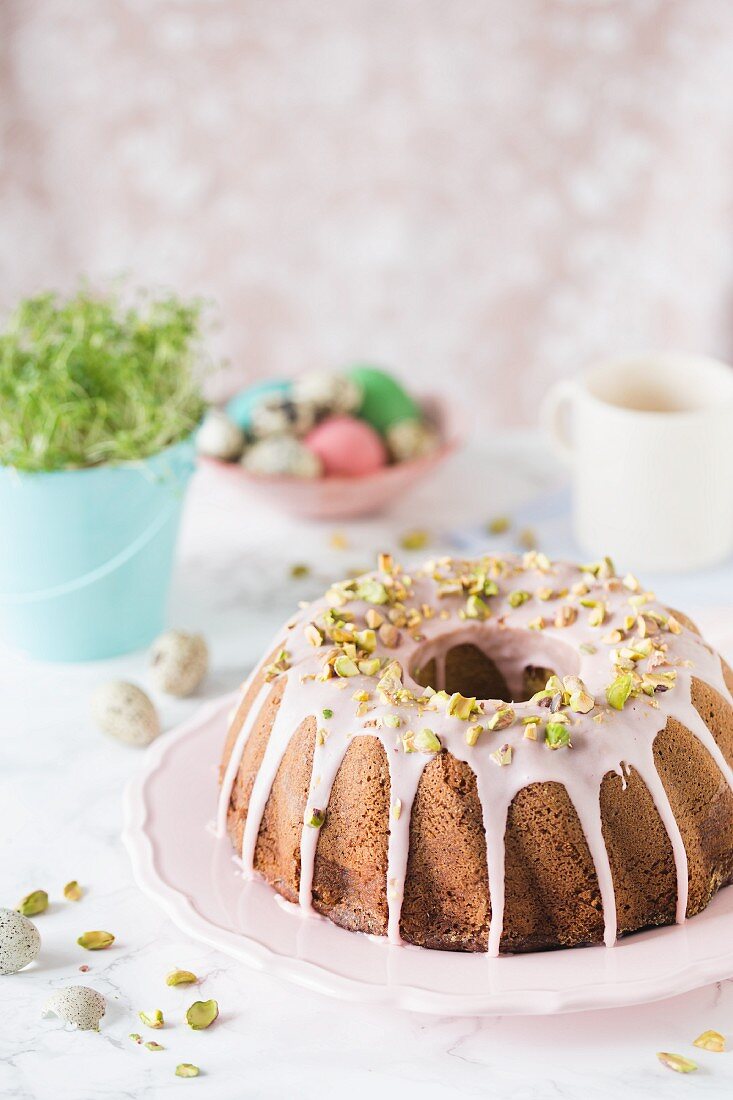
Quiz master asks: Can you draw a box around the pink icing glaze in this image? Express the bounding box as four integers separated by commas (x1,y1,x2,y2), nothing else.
216,554,733,955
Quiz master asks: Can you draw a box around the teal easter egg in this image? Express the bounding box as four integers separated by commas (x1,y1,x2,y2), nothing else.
226,379,291,432
346,365,420,434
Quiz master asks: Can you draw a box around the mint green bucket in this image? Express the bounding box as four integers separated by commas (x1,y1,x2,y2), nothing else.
0,437,196,661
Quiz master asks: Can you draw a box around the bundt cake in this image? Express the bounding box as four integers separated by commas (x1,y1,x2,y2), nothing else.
217,552,733,955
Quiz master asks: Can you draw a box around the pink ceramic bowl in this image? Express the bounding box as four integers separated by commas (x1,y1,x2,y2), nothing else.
199,398,459,520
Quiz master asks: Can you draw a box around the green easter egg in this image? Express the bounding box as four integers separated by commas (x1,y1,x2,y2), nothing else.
346,365,420,434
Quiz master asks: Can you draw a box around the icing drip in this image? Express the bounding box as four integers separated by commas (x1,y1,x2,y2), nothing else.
217,555,733,954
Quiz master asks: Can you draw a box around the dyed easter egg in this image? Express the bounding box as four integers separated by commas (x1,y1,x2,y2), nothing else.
346,365,420,434
242,436,322,478
196,410,245,461
304,415,387,477
251,392,318,439
292,372,362,418
386,417,440,462
226,379,291,432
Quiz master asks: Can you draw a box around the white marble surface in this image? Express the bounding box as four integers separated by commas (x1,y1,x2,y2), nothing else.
1,435,733,1100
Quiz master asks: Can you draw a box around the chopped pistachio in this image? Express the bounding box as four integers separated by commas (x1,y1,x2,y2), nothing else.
667,614,682,635
357,657,381,676
446,692,477,720
507,589,531,608
289,563,310,579
465,594,490,620
304,623,323,647
304,807,325,828
546,718,571,749
602,629,624,645
383,713,402,728
139,1009,164,1029
354,628,376,652
392,799,402,820
129,1033,143,1044
378,623,401,648
465,724,484,747
355,578,388,604
527,616,546,631
487,704,515,731
365,609,385,629
166,969,198,987
518,527,537,550
186,999,219,1030
523,721,539,741
579,642,597,655
329,532,348,550
564,676,595,714
333,655,359,678
176,1064,200,1078
622,573,640,591
77,930,114,950
588,603,606,627
18,890,48,917
322,708,333,720
400,529,430,551
554,605,577,628
401,731,416,753
606,673,634,710
487,516,510,535
490,743,512,766
535,586,555,601
377,552,393,573
692,1029,725,1052
145,1041,164,1051
414,728,441,753
63,881,83,902
656,1052,697,1074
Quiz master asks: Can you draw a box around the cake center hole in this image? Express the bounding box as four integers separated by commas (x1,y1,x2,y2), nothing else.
410,628,580,702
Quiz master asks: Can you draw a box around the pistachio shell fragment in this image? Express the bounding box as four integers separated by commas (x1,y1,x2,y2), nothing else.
77,930,115,951
186,999,219,1030
18,891,48,917
693,1029,725,1052
176,1064,200,1078
139,1009,164,1029
63,881,83,902
656,1051,697,1073
166,969,198,987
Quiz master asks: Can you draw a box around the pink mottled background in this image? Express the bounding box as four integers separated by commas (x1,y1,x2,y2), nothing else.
2,0,733,424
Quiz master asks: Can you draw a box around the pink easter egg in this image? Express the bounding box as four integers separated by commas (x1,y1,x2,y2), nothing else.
304,415,388,477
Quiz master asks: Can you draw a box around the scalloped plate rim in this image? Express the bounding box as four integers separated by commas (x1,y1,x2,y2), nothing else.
122,694,733,1016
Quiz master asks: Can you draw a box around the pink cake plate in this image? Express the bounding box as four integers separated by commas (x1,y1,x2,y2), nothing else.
123,693,733,1017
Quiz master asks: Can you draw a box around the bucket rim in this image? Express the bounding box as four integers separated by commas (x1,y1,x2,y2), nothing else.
0,427,200,482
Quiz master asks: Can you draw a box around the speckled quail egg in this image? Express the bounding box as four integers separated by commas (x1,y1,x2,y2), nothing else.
0,908,41,975
385,418,440,463
149,630,209,697
196,409,246,462
292,371,362,418
43,986,106,1031
91,681,160,747
242,436,322,479
250,392,318,439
